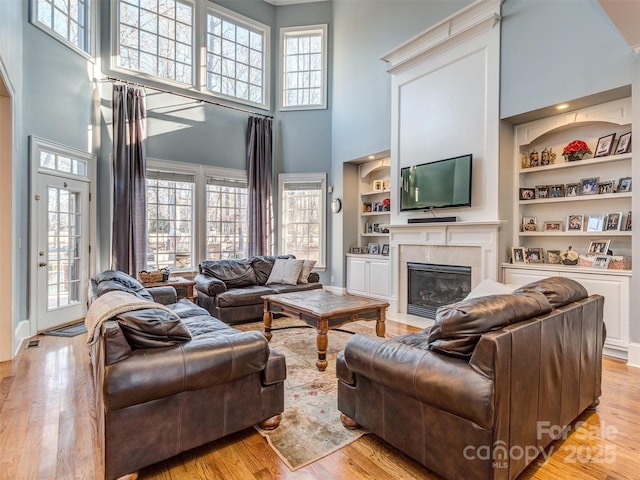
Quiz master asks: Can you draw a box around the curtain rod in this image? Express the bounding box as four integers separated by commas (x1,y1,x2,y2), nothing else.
106,76,273,119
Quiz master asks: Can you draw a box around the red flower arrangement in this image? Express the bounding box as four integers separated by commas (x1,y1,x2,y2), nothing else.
562,140,591,161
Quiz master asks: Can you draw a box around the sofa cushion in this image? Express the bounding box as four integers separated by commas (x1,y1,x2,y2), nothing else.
513,276,588,308
428,292,551,358
216,285,275,308
297,260,317,284
115,308,192,349
266,258,304,285
95,270,153,301
200,259,257,288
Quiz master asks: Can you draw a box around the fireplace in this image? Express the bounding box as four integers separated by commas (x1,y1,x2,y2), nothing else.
407,263,471,318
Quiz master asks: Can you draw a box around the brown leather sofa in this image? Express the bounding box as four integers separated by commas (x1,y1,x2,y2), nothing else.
88,270,286,480
337,277,605,480
194,255,322,324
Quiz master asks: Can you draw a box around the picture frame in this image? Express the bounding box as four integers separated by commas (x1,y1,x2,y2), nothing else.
587,239,611,255
615,132,631,155
381,244,389,256
512,247,527,264
565,183,580,197
525,247,544,263
360,246,369,254
597,180,616,195
547,250,561,264
566,214,584,232
373,180,384,191
605,211,623,231
350,247,361,254
586,214,605,232
625,211,632,231
549,184,565,198
519,187,535,201
594,133,616,157
580,177,599,195
543,221,563,232
368,243,380,255
535,185,550,199
617,177,632,193
592,255,611,270
522,216,537,232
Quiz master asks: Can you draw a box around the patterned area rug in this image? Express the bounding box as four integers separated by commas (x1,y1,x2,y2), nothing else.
235,318,384,471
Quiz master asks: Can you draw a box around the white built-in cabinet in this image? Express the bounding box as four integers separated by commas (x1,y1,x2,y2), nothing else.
346,254,390,300
503,97,633,358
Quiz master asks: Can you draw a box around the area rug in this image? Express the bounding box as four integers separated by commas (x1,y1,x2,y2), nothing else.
42,321,87,337
235,318,384,471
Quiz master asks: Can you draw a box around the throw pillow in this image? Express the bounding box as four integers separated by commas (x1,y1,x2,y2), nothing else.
266,258,304,285
464,278,518,300
297,259,317,284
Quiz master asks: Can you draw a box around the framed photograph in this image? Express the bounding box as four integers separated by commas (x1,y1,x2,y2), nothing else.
565,183,580,197
543,221,563,232
592,255,611,269
586,214,605,232
512,247,527,264
519,187,536,201
350,247,361,254
605,211,623,231
550,184,565,198
580,177,599,195
594,133,616,157
617,177,632,193
566,214,584,231
535,185,550,199
625,211,632,231
547,250,561,264
381,244,389,256
597,180,616,194
368,243,380,255
522,216,537,231
373,180,384,191
525,247,544,263
615,131,631,155
587,239,611,255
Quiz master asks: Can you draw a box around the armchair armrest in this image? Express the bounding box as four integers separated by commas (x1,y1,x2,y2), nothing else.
148,286,178,304
194,273,227,296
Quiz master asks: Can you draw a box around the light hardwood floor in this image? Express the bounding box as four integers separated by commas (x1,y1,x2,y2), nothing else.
0,320,639,480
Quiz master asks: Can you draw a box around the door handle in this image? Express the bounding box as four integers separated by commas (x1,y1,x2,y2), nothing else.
39,262,47,267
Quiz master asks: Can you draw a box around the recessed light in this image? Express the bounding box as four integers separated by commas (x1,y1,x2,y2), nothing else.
556,104,569,110
368,155,375,159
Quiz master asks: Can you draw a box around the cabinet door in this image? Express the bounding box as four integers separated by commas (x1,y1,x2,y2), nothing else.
346,257,368,295
368,259,390,298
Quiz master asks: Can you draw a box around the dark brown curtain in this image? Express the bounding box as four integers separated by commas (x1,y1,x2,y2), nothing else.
111,84,147,276
246,115,273,256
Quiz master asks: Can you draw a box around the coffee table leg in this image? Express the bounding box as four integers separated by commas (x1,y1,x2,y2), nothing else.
263,300,273,341
316,322,328,371
376,308,386,338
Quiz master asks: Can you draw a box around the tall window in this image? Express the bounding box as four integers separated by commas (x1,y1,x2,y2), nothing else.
146,170,194,271
279,173,326,268
280,25,327,110
117,0,193,84
33,0,92,56
206,4,269,107
206,176,248,259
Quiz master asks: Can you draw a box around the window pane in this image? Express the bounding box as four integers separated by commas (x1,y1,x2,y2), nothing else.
282,28,325,109
37,0,90,54
206,181,248,260
280,179,323,262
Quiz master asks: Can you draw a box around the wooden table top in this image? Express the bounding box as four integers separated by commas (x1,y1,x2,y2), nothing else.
262,290,388,317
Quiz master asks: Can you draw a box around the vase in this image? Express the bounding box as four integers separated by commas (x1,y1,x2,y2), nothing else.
566,153,582,162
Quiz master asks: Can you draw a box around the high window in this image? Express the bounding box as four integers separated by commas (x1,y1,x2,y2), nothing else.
278,173,326,269
206,4,269,107
145,160,248,271
32,0,93,56
280,25,327,110
116,0,194,84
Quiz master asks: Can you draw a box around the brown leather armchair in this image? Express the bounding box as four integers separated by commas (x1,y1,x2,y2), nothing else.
337,277,604,480
88,271,286,480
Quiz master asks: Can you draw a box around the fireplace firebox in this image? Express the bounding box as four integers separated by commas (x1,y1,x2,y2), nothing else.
407,263,471,318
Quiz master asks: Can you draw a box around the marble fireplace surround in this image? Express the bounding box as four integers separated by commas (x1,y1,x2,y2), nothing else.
388,222,501,323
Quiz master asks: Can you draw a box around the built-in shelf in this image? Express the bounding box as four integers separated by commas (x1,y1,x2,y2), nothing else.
520,192,631,205
518,153,631,174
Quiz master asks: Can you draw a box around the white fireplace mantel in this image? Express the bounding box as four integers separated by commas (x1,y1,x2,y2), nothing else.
387,221,502,316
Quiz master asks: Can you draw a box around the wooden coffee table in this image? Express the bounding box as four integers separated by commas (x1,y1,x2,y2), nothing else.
262,290,388,371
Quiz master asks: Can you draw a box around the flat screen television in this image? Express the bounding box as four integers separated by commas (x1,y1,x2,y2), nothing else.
400,154,472,211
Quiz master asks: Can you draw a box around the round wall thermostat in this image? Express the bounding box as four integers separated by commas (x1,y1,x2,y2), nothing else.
331,198,342,213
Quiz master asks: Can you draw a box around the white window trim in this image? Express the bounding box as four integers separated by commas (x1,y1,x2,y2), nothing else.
278,172,327,270
29,0,96,61
146,158,247,270
110,0,271,111
279,24,328,111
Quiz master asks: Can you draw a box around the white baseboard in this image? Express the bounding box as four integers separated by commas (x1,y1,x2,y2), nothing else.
14,319,31,356
626,343,640,368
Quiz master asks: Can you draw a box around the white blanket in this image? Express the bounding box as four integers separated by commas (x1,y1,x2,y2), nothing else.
85,290,174,345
